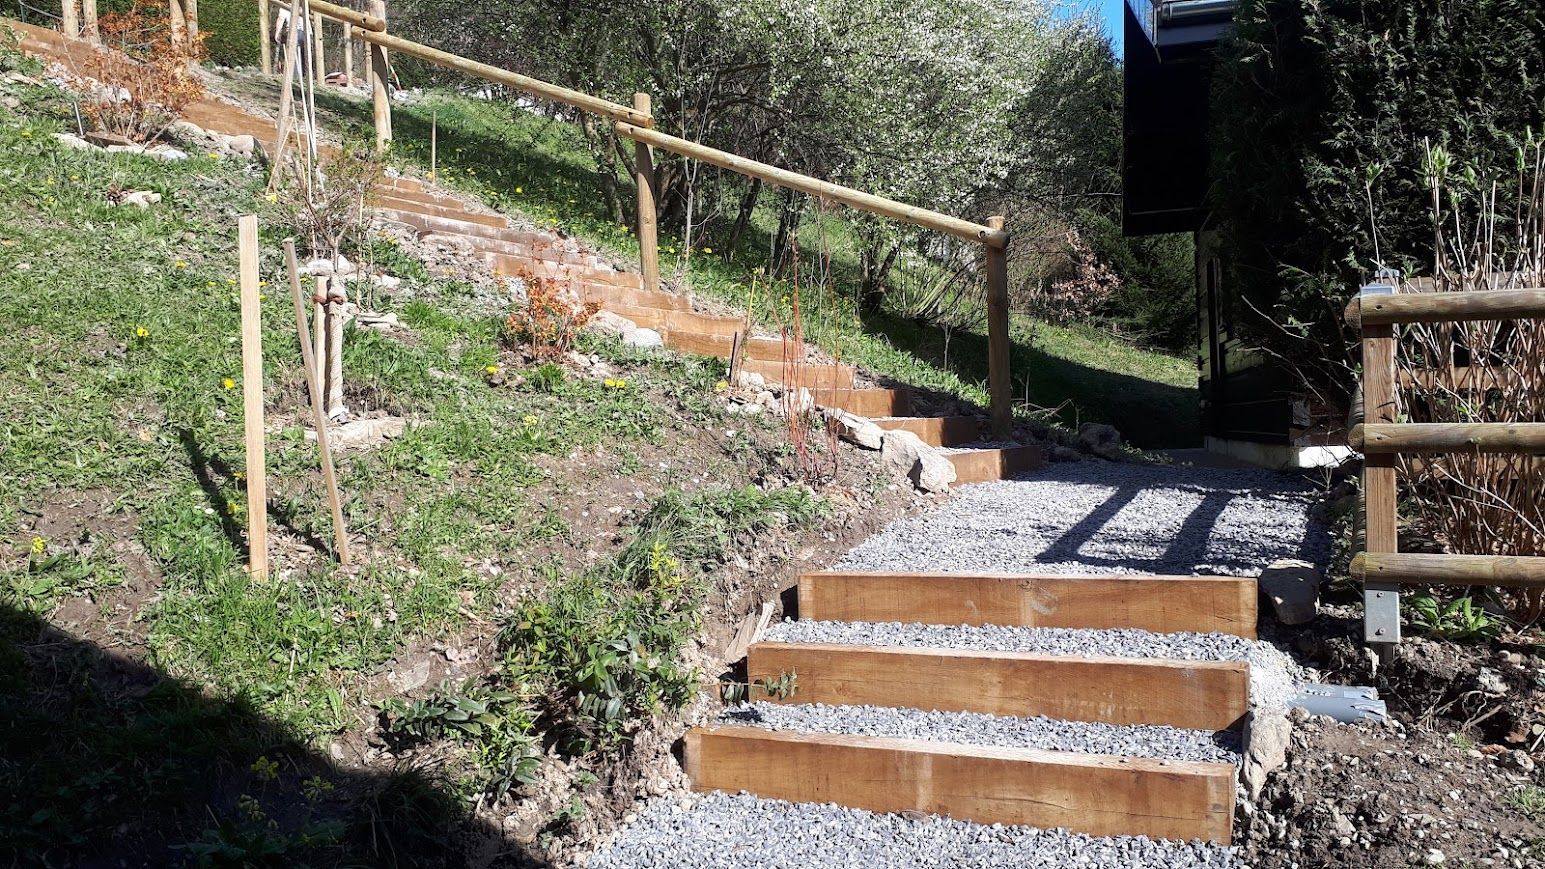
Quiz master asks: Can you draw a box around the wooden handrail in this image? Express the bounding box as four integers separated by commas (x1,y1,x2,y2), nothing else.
615,122,1007,248
355,30,651,127
1346,287,1545,327
1350,422,1545,454
307,0,384,31
1351,551,1545,588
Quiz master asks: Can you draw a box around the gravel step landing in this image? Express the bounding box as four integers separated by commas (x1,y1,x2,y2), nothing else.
587,792,1237,868
719,702,1240,765
758,619,1304,711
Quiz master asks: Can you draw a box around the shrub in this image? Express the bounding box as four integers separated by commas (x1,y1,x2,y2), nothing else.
1209,0,1545,403
502,269,600,360
274,144,384,260
74,1,206,144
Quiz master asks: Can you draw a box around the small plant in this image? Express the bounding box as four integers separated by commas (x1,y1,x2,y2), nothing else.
73,1,206,144
1505,785,1545,821
275,144,384,263
721,671,798,704
503,268,600,359
379,682,541,799
1407,594,1504,642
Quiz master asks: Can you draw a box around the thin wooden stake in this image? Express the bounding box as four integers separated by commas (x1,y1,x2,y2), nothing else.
239,215,269,578
430,108,437,179
267,0,304,192
287,241,351,564
258,0,272,75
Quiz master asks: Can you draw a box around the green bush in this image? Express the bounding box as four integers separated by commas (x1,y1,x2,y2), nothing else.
1080,211,1195,353
1209,0,1545,400
194,0,258,67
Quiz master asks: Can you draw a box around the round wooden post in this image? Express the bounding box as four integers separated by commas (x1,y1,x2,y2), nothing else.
368,0,391,152
258,0,272,74
185,0,198,48
82,0,99,45
62,0,79,38
633,91,660,295
168,0,186,48
343,21,354,85
312,12,326,85
984,215,1012,439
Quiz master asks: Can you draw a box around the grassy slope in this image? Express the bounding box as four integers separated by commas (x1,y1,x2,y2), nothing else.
278,82,1199,448
0,49,841,860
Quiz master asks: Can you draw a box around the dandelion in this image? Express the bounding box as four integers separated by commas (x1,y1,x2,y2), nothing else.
603,377,628,390
208,152,221,160
250,756,279,781
264,193,277,203
222,377,236,390
174,260,188,268
522,414,538,426
44,177,55,186
226,278,237,285
30,536,46,556
715,380,729,392
207,281,216,288
702,247,713,254
515,186,523,194
485,364,500,374
258,280,267,288
135,325,149,338
227,502,243,515
19,129,31,137
234,470,245,481
69,174,79,181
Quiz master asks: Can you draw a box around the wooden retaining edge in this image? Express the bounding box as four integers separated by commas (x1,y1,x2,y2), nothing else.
685,725,1236,844
747,642,1250,731
667,331,786,362
796,571,1258,639
740,357,856,389
873,415,980,447
945,444,1045,484
810,387,913,417
366,192,510,227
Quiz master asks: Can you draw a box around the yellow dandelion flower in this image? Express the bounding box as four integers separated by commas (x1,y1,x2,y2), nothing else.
702,247,713,254
208,152,221,159
135,326,149,338
19,129,31,137
226,278,237,285
44,177,55,186
485,365,500,374
207,281,216,288
264,193,277,203
222,377,236,390
174,261,188,268
715,380,728,392
70,174,80,181
227,502,243,515
30,536,46,556
515,186,523,194
233,470,245,481
522,414,538,426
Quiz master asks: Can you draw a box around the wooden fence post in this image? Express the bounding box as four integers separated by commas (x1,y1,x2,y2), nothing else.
258,0,272,74
168,0,186,48
62,0,79,38
984,215,1012,439
82,0,98,45
343,21,353,84
185,0,198,48
368,0,391,152
1358,281,1401,651
238,215,269,579
633,92,660,295
313,12,326,86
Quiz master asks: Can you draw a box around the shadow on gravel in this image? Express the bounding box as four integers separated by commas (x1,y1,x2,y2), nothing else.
0,602,540,868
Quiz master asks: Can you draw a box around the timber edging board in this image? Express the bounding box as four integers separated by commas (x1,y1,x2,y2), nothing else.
797,571,1258,639
685,725,1236,844
747,642,1250,731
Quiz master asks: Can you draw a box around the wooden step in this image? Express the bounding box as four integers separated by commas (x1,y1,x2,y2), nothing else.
666,331,786,363
796,571,1258,639
811,388,913,417
944,444,1046,484
612,304,743,338
739,356,856,389
378,208,534,244
686,726,1235,844
577,282,691,312
873,415,980,447
747,641,1250,730
368,192,510,228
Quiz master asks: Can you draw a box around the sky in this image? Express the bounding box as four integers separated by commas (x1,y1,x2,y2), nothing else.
1057,0,1127,57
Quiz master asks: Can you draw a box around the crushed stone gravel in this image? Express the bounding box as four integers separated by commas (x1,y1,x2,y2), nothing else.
586,792,1238,869
761,619,1308,710
719,701,1241,764
837,461,1330,577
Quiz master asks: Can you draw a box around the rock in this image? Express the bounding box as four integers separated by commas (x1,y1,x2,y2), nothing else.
881,429,928,477
144,144,189,161
1050,445,1083,462
826,409,885,450
911,448,957,493
224,133,257,157
785,387,814,415
587,309,638,337
735,370,767,390
1259,558,1321,625
1241,709,1292,801
84,130,136,147
0,95,18,109
369,273,402,290
119,190,162,209
624,327,664,349
1476,667,1507,696
1076,422,1124,458
305,255,356,276
1424,848,1446,865
307,416,408,451
53,132,93,150
1501,750,1535,773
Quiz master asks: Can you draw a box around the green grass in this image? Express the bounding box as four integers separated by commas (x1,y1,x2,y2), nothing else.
259,80,1199,447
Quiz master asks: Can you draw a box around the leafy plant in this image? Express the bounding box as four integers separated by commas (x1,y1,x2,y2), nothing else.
73,1,207,144
503,268,600,359
721,671,798,704
1407,594,1504,642
1506,786,1545,821
379,682,541,798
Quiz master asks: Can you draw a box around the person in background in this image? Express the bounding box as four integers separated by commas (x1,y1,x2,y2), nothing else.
272,5,310,79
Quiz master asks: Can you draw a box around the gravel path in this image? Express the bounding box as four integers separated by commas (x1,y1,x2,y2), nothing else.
761,619,1306,710
838,461,1329,577
587,793,1237,869
720,702,1241,764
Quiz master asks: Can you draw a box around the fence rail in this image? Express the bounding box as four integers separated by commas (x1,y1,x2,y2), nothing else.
1347,277,1545,650
241,0,1017,435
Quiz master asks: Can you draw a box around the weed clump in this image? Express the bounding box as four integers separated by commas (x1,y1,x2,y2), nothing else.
503,268,600,359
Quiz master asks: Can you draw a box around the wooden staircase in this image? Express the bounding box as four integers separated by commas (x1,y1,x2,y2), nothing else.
690,570,1258,844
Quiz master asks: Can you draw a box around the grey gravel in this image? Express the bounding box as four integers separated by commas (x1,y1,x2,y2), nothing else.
761,619,1307,710
586,792,1238,868
720,701,1240,764
837,461,1330,577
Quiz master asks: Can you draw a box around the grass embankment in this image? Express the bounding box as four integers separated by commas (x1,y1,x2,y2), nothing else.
270,82,1199,447
0,41,836,862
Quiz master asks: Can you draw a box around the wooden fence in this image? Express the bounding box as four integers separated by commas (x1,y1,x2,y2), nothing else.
243,0,1017,436
1345,278,1545,649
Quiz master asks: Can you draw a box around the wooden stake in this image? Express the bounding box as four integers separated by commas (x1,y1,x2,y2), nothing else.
984,215,1012,439
312,276,327,388
82,0,98,45
267,0,304,192
312,12,325,86
258,0,272,75
62,0,79,39
238,215,269,578
368,0,391,153
429,108,437,179
633,92,660,295
287,241,351,564
342,21,353,85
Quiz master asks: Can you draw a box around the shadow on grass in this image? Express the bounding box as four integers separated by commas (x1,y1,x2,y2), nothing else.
0,602,541,868
861,310,1200,449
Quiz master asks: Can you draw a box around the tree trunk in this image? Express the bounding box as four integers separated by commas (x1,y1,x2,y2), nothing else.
859,243,900,311
772,188,804,280
724,177,763,259
580,114,624,224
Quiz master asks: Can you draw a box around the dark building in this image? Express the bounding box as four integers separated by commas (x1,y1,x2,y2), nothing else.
1122,0,1346,467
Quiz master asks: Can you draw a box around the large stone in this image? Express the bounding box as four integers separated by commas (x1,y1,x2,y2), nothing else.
826,408,884,450
85,130,136,147
1077,422,1124,458
1240,709,1292,801
587,309,638,337
224,133,258,158
623,327,664,349
911,449,957,493
881,429,928,477
119,190,162,209
53,132,93,150
1259,558,1320,625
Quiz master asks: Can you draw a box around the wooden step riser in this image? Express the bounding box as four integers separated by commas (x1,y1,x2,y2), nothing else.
874,416,981,447
368,193,509,228
612,304,742,337
946,445,1046,484
379,208,540,245
748,642,1250,731
687,726,1235,844
797,572,1258,639
811,388,913,417
666,331,788,363
486,250,625,279
738,357,855,389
